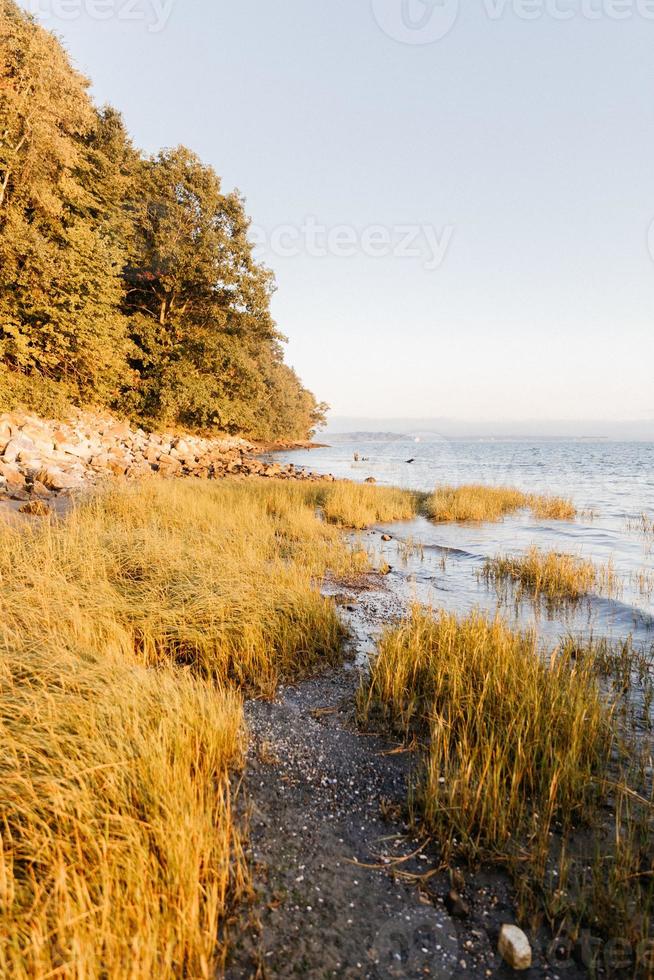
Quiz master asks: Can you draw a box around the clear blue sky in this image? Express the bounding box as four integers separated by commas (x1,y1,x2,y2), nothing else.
22,0,654,422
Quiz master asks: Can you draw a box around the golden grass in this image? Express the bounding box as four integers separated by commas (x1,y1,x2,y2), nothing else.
483,546,621,603
632,567,654,600
528,493,577,520
425,484,526,523
360,609,654,949
359,608,613,858
0,657,247,979
424,484,576,524
314,481,419,529
0,476,387,977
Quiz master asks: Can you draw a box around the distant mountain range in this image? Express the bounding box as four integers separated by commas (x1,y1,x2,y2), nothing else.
325,418,654,442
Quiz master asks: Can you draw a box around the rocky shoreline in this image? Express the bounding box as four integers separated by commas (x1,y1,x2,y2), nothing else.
0,411,333,513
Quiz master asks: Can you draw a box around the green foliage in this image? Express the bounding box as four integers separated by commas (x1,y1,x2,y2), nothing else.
0,1,324,439
0,363,73,417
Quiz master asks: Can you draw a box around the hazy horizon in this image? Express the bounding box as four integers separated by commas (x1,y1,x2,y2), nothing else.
20,0,654,423
324,415,654,440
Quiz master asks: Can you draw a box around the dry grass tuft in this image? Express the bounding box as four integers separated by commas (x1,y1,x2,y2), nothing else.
425,484,527,523
483,546,621,604
528,493,577,520
626,512,654,540
359,608,613,858
360,608,654,952
314,481,419,529
0,476,386,977
424,485,576,524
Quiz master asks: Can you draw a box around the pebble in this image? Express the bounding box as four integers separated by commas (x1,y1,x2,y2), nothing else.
498,924,532,971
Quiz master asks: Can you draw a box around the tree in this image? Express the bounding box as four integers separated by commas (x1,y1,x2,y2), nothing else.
123,147,321,435
0,0,133,404
0,1,324,438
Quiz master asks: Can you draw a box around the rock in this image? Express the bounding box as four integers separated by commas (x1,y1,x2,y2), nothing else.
157,455,183,476
3,435,35,464
498,924,532,971
444,890,469,919
0,463,26,491
381,534,392,542
20,421,52,445
19,500,51,517
36,467,83,492
172,438,191,455
31,481,52,498
365,476,376,484
56,442,92,459
101,421,132,441
0,409,325,495
0,419,13,452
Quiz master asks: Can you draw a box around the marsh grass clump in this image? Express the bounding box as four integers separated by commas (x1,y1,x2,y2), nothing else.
483,546,621,605
425,484,527,523
626,512,654,540
0,476,392,976
528,493,577,521
631,568,654,601
397,536,425,565
424,485,576,524
360,610,654,957
360,608,613,859
314,481,420,529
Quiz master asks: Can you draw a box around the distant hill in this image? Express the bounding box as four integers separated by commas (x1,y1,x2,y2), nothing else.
326,417,654,442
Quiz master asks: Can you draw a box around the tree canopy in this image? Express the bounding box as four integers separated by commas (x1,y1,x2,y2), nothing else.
0,0,325,439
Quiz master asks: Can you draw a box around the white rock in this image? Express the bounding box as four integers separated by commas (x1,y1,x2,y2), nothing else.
498,924,532,971
3,435,35,463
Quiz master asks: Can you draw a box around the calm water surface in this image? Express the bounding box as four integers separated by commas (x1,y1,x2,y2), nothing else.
273,438,654,649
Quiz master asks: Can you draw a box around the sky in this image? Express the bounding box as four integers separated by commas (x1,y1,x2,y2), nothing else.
20,0,654,425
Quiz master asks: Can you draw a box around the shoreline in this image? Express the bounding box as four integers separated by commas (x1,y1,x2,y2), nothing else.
0,410,336,520
252,439,330,452
0,469,651,977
